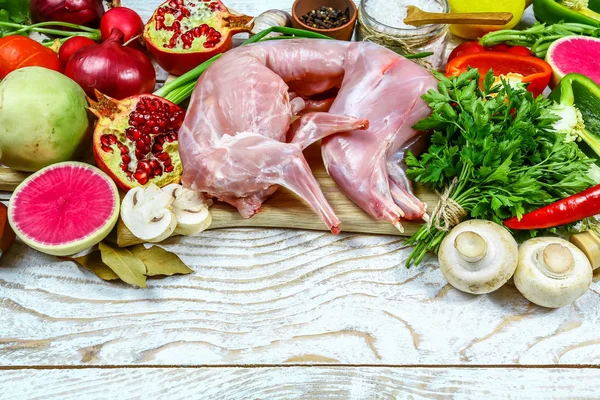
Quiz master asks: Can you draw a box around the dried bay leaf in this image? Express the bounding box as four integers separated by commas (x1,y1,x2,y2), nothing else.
62,251,120,281
98,242,147,288
130,244,193,277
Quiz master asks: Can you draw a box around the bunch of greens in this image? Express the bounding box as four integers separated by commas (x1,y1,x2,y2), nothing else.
405,68,598,266
0,0,30,35
479,22,600,58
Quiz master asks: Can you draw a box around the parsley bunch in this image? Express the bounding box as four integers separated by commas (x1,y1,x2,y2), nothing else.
405,68,596,267
0,0,30,35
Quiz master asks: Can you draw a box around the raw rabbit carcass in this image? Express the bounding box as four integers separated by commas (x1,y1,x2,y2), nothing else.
179,39,436,234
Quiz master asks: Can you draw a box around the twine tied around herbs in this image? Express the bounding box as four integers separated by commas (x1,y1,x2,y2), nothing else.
428,178,467,232
356,15,447,70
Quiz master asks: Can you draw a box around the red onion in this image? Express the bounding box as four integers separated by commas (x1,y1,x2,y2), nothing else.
65,29,156,100
30,0,105,27
100,7,144,48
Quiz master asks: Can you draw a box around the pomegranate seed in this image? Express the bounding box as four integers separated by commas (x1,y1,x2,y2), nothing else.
122,155,132,164
204,42,216,48
101,145,113,153
149,160,160,169
138,160,153,174
120,162,129,172
130,129,141,140
156,152,170,162
134,171,149,185
170,132,178,141
153,144,164,154
156,135,166,144
164,158,173,167
135,149,145,160
143,134,152,145
118,143,129,155
136,140,146,151
165,165,174,173
154,166,163,176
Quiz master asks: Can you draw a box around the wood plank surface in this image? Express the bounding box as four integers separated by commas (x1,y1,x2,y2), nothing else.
2,367,600,400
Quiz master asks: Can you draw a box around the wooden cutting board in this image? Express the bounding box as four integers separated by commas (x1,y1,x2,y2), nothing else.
116,145,438,246
0,145,438,247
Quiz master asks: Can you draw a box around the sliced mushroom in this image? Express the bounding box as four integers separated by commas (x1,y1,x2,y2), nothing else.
162,184,212,236
570,230,600,270
438,220,519,294
121,184,177,243
514,237,592,308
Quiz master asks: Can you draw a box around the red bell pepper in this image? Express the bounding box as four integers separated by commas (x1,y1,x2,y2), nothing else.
445,52,552,97
447,41,487,63
504,184,600,230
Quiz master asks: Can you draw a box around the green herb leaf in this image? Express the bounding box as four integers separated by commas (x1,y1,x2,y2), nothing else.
405,67,596,267
62,251,120,281
0,0,30,35
130,245,193,277
98,242,147,288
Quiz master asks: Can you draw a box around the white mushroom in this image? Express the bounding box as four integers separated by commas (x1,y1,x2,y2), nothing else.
570,230,600,270
162,184,212,236
121,184,177,243
438,220,519,294
514,237,592,308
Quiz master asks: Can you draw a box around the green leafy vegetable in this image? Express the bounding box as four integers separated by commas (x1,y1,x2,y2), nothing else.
405,68,597,267
0,0,30,35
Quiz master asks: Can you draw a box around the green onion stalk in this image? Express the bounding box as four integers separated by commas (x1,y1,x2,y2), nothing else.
480,22,600,58
0,21,101,42
154,26,434,104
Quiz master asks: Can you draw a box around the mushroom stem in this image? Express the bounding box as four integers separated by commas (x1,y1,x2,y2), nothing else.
454,231,487,263
539,243,574,276
570,231,600,270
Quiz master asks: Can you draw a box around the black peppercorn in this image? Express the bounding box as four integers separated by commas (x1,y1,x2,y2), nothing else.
300,6,350,29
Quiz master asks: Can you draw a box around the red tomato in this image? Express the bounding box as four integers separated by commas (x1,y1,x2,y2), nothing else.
507,46,532,56
448,41,488,63
489,44,511,52
0,36,62,79
58,36,96,65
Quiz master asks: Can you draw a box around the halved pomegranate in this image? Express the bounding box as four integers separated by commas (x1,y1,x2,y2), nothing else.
89,92,184,191
143,0,253,76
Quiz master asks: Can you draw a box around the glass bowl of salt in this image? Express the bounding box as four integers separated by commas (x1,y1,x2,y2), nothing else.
356,0,449,70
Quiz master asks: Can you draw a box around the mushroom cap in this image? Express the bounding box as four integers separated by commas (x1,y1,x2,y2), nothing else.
121,185,177,242
438,220,518,294
514,237,592,308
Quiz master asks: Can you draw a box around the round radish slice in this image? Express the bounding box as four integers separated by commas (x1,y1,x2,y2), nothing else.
8,162,120,256
546,36,600,88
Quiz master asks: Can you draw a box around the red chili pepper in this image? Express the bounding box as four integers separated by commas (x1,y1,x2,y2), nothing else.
504,184,600,230
445,52,552,97
507,46,532,56
448,41,487,63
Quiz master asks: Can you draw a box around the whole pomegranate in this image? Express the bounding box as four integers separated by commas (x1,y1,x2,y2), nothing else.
143,0,252,76
90,92,184,190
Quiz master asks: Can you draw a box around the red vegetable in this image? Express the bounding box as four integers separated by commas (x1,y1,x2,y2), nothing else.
58,36,96,64
143,0,253,76
489,43,511,52
0,36,62,79
448,41,487,63
65,28,156,100
100,7,144,48
445,52,553,97
507,46,532,56
30,0,105,27
504,184,600,230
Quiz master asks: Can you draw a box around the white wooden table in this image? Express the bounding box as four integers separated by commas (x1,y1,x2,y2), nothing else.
2,1,600,399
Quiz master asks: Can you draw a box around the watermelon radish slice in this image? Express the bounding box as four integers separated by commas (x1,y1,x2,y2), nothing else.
8,162,119,256
546,36,600,88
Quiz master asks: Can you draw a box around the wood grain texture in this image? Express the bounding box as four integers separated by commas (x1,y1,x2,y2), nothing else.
115,146,438,247
2,367,600,400
3,231,600,367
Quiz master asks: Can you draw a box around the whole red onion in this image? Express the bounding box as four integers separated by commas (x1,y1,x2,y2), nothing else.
30,0,105,27
65,29,156,100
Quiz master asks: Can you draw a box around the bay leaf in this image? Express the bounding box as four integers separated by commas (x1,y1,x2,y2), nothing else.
130,244,193,277
62,251,120,281
98,242,147,288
